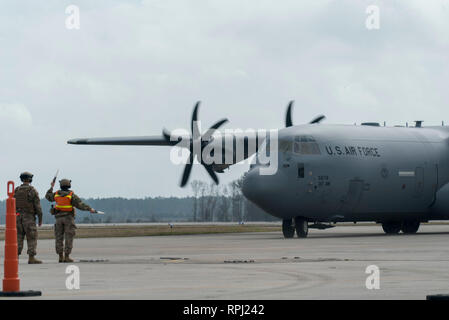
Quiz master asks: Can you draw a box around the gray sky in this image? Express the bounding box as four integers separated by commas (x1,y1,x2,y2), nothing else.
1,0,449,199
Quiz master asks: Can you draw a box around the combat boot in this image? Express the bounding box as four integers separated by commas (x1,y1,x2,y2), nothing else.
58,253,64,263
64,254,74,263
28,255,42,264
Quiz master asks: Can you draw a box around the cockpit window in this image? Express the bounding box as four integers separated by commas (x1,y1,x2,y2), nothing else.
295,135,315,142
293,135,321,155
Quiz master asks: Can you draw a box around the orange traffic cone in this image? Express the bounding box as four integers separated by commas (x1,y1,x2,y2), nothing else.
0,181,41,297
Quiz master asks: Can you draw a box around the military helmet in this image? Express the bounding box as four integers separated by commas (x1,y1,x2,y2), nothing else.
20,171,33,182
59,179,72,188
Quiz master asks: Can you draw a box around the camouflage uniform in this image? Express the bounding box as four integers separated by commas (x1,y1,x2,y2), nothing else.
45,188,92,256
14,184,43,257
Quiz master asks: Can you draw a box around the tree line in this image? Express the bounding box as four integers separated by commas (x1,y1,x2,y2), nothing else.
0,178,276,224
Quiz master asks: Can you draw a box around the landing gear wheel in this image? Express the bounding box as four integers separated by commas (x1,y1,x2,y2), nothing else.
401,221,420,234
294,217,308,238
382,221,402,234
282,219,295,238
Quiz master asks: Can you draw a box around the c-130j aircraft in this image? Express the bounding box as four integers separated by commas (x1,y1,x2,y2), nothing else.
68,101,449,238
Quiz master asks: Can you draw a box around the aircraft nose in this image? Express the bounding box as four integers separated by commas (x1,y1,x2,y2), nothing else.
242,168,259,202
242,168,275,206
242,166,291,218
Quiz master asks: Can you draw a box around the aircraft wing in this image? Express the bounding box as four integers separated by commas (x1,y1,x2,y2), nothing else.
67,135,176,146
67,131,266,187
67,133,264,165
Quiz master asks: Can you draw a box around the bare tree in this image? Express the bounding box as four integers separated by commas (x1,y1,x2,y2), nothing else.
204,183,219,221
199,181,208,221
192,176,248,222
229,177,245,222
217,185,231,221
190,180,202,222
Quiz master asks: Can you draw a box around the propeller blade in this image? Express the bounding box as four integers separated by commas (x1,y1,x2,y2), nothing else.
203,164,219,185
180,153,194,187
175,101,226,187
309,115,326,124
202,118,229,142
191,101,201,139
162,128,172,142
285,100,325,126
285,100,294,127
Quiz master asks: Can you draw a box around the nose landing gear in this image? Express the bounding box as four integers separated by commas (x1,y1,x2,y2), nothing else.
294,217,309,238
282,217,309,238
282,219,295,238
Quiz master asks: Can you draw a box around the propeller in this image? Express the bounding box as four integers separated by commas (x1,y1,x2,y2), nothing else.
162,101,228,187
285,100,326,127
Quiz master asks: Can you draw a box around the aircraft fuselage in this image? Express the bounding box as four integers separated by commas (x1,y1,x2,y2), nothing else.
242,124,449,223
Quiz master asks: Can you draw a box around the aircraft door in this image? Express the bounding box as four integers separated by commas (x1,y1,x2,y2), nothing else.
339,179,364,213
413,165,438,209
295,162,315,197
424,164,438,205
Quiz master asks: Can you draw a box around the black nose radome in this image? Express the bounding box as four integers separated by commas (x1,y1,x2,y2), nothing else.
242,168,258,202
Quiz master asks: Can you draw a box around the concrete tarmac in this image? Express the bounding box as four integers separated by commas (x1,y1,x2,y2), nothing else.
1,224,449,299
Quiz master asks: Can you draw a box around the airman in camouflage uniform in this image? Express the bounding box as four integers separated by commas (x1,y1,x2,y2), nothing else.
45,178,95,263
15,172,43,264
